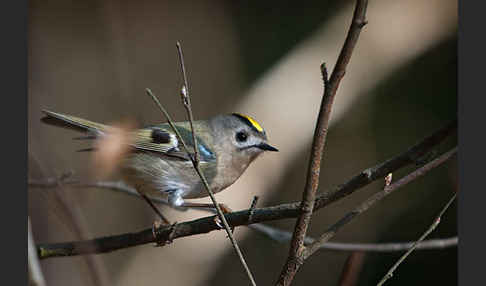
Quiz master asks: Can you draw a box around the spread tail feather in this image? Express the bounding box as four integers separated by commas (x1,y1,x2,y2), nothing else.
41,110,108,135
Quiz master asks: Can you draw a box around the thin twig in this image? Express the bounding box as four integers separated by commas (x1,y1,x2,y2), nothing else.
146,44,257,286
277,1,369,285
29,178,173,205
145,88,191,155
148,89,257,285
314,119,456,210
33,122,456,259
176,41,199,165
376,193,457,286
303,147,457,259
249,223,457,252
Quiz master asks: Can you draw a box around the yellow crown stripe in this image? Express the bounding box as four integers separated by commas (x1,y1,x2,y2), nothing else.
238,114,264,133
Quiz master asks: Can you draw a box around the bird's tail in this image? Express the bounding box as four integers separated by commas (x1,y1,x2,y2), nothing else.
41,110,109,136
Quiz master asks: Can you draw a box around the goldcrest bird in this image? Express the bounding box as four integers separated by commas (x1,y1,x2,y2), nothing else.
41,110,278,221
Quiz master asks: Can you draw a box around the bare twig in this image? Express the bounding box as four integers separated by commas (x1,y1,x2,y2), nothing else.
277,1,369,285
29,178,174,205
178,43,256,285
249,223,457,252
176,41,199,165
34,121,456,259
146,43,257,286
148,89,256,285
303,147,457,259
376,193,457,286
314,119,456,210
28,218,46,286
145,88,191,155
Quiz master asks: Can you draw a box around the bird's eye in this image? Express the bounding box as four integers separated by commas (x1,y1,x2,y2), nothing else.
236,131,248,142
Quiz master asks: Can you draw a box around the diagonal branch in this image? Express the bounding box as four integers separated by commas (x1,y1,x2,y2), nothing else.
303,147,457,259
173,42,256,286
276,1,369,285
376,192,457,286
147,88,258,285
249,223,457,252
34,120,455,259
314,119,456,210
176,41,199,165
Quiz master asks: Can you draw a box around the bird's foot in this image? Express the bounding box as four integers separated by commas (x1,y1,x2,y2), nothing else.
152,220,178,247
213,203,235,233
177,201,235,232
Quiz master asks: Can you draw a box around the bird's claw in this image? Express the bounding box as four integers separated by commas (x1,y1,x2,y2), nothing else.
213,205,235,234
152,220,177,247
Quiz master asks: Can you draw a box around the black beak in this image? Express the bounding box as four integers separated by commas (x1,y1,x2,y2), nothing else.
257,143,279,152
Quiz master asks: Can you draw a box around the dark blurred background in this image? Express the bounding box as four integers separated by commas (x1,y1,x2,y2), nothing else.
28,0,457,285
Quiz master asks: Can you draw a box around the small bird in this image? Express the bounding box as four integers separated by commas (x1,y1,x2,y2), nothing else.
41,110,278,223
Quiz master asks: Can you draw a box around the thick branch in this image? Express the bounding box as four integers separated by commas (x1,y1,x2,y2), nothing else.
35,120,455,259
277,1,369,285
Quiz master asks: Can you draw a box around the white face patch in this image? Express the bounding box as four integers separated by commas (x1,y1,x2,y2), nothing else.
234,129,262,150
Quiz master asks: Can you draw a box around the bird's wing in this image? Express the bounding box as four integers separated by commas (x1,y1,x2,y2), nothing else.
132,124,216,162
131,127,179,154
41,110,108,134
41,110,215,162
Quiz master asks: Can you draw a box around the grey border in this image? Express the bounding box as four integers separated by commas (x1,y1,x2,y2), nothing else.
458,1,485,285
1,0,28,284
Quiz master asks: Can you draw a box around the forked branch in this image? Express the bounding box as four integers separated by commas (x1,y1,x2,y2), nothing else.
303,147,457,259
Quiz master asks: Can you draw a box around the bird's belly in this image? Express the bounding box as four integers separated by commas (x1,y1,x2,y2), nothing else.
183,168,244,199
120,153,218,200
